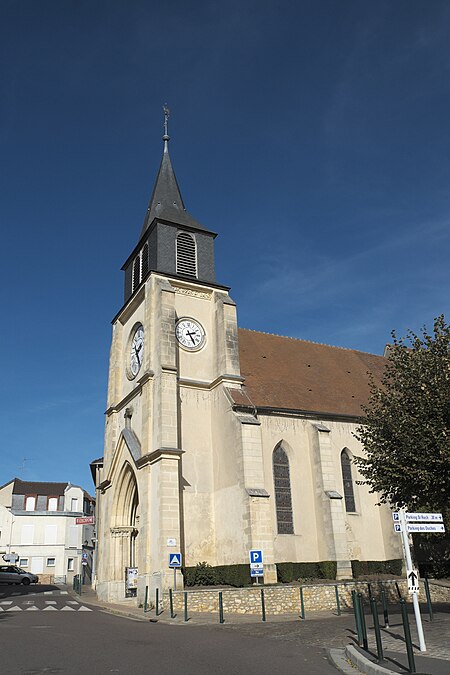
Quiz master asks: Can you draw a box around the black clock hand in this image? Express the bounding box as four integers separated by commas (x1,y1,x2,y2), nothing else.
186,330,196,344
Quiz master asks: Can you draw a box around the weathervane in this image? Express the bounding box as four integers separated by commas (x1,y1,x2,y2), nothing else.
163,104,170,139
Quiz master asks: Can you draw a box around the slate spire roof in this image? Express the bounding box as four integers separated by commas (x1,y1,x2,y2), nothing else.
139,112,205,238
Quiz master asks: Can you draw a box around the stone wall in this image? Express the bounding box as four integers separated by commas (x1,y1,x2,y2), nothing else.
164,579,450,615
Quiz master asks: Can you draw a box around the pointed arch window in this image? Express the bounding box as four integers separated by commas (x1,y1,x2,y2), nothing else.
132,255,141,292
341,449,356,512
273,444,294,534
176,232,197,278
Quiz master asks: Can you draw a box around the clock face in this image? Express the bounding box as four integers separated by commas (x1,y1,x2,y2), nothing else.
175,318,206,351
128,324,144,379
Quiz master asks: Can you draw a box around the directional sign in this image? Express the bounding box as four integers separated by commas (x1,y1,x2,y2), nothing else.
393,512,443,523
407,569,420,594
250,562,264,570
406,524,445,534
169,553,182,568
250,567,264,577
249,549,263,565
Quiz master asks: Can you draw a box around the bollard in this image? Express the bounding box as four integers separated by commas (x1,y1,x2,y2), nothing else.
155,588,159,616
169,588,175,619
219,591,224,624
299,586,305,620
261,588,266,622
184,591,188,622
424,578,433,622
352,590,363,647
370,597,384,662
381,586,389,628
144,585,148,613
334,585,341,616
400,598,416,674
358,593,368,651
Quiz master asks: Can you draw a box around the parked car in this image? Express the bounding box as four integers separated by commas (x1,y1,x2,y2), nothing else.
0,565,39,585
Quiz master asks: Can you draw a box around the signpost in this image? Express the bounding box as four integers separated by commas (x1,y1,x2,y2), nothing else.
249,549,264,582
169,552,182,591
393,509,445,652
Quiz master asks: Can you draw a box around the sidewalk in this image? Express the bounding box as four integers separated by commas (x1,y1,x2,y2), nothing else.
71,585,450,674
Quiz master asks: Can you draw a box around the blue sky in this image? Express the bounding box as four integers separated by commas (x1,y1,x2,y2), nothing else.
1,0,449,491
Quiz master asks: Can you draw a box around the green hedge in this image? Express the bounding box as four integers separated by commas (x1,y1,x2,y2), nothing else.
276,561,337,582
351,559,402,577
183,562,251,588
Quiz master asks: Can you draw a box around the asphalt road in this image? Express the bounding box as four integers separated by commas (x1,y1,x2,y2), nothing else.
0,585,337,674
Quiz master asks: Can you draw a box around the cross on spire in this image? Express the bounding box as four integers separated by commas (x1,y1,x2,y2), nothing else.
163,104,170,150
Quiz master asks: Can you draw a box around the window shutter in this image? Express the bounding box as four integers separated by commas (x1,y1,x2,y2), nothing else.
176,232,197,278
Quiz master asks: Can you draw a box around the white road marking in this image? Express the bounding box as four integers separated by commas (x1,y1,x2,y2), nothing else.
68,601,79,605
0,601,12,605
60,606,75,611
25,606,39,611
43,606,58,611
78,606,92,611
45,600,57,604
60,591,68,595
6,606,22,611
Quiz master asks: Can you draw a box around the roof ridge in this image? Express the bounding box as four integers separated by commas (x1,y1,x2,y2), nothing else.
238,327,383,357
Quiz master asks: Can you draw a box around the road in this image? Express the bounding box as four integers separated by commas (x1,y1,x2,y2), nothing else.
0,584,338,674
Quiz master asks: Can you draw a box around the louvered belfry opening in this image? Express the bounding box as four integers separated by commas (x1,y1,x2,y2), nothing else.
132,255,141,292
141,243,149,279
176,232,197,278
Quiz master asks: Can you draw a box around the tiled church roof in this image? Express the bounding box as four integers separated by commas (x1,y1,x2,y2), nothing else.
230,328,386,418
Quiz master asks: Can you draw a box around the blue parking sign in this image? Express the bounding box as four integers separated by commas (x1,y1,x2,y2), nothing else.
169,553,182,568
249,549,263,564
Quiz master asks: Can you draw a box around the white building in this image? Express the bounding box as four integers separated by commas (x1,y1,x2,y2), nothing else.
0,478,95,584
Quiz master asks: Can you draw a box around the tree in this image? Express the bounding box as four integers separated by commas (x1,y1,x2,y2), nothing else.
354,316,450,575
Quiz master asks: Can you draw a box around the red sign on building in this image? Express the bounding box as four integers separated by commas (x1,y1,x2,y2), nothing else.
75,516,95,525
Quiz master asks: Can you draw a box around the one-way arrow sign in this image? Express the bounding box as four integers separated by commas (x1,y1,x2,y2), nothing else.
407,568,420,594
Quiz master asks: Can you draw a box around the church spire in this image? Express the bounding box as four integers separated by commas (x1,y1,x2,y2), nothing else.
139,106,205,238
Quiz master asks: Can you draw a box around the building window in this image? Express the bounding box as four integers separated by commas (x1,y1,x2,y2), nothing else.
47,497,58,511
25,495,36,511
176,232,197,278
132,254,141,291
71,498,79,512
273,443,294,534
19,558,28,568
341,449,356,512
67,558,74,571
47,557,56,567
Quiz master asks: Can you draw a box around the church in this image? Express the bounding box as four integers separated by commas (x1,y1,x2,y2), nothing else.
93,114,402,603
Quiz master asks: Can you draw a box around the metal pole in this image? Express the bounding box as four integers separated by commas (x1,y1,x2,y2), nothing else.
334,585,341,616
174,567,176,592
219,591,224,624
169,588,175,618
352,590,363,647
400,598,417,674
299,586,305,620
399,509,426,652
367,582,372,599
261,588,266,622
370,597,384,662
358,593,368,651
381,586,389,628
144,585,148,613
155,588,159,616
424,578,433,622
184,591,188,622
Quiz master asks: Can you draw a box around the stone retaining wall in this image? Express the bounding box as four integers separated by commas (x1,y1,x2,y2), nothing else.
164,579,450,615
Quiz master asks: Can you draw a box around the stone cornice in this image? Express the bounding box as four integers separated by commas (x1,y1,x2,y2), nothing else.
178,373,244,391
105,371,154,416
136,447,184,468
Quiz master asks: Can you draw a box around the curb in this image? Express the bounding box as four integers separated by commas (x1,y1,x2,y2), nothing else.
345,645,398,675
